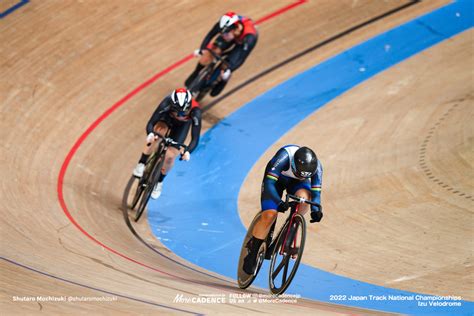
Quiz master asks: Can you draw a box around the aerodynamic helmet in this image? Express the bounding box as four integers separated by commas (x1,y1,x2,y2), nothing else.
219,12,240,33
170,88,192,117
291,147,318,179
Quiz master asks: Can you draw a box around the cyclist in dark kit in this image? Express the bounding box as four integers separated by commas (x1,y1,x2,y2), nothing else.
185,11,258,96
132,88,201,199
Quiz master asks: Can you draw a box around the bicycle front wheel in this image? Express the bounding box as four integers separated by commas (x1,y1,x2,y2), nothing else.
134,154,164,222
268,213,306,295
128,176,145,210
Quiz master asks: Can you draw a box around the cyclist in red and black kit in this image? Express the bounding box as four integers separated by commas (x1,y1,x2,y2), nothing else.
185,12,258,96
132,88,201,199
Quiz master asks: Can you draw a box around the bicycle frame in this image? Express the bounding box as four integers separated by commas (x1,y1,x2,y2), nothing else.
188,48,229,101
140,130,171,186
146,131,188,183
238,194,320,293
279,204,300,256
131,130,187,221
265,200,303,258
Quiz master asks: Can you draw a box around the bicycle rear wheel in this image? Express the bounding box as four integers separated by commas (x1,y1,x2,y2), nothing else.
269,213,306,295
237,213,267,289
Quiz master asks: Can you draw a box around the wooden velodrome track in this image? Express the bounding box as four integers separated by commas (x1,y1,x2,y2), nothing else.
1,0,471,315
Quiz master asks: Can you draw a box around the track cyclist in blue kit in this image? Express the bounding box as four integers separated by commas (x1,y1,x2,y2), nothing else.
243,145,323,274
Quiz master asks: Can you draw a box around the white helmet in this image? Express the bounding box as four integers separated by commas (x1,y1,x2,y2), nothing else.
170,88,192,116
219,12,239,33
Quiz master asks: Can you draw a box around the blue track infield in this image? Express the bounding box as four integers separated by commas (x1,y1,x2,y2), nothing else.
149,1,473,314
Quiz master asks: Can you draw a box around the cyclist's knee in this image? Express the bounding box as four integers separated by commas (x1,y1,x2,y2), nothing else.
153,122,168,135
165,147,179,163
143,145,154,155
294,189,311,214
294,189,310,200
261,210,277,225
200,50,213,65
212,46,222,55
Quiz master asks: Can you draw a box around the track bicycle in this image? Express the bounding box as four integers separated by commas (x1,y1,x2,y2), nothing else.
237,194,320,295
186,48,230,102
124,131,187,222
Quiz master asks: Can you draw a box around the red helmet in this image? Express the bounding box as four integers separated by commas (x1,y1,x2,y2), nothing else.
219,12,240,33
170,88,192,116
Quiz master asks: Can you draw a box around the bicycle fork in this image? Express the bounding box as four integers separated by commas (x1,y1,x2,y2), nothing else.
280,207,299,256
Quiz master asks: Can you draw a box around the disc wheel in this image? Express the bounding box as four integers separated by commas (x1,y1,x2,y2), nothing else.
237,213,267,289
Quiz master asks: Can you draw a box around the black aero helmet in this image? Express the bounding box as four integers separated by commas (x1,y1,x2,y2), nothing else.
291,146,318,179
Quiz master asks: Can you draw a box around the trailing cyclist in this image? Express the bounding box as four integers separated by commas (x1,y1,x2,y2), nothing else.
132,88,202,199
243,145,323,274
184,11,258,96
